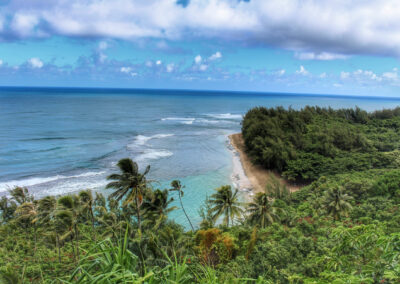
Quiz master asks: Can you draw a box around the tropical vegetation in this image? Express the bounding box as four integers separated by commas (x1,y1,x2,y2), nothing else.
1,106,400,283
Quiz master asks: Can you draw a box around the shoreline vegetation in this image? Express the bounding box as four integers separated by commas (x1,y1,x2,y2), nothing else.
229,133,300,197
2,105,400,283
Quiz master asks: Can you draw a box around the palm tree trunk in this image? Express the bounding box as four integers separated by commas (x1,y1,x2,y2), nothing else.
135,195,141,231
179,193,194,231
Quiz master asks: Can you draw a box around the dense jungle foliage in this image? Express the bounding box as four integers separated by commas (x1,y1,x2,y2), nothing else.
1,106,400,283
242,106,400,181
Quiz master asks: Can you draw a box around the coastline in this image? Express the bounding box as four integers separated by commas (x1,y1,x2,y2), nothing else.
229,133,299,198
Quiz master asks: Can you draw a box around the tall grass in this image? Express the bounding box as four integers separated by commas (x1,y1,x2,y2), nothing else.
59,226,260,284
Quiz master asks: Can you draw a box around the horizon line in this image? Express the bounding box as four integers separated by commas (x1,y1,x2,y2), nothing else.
1,85,400,101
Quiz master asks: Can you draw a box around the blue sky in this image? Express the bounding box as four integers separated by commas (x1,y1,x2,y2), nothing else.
1,0,400,96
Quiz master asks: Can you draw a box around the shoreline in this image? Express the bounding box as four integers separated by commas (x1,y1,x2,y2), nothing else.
229,133,299,198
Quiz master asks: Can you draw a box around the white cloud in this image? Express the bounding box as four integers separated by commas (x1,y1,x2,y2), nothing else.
4,1,400,56
199,64,208,71
296,65,309,76
166,63,174,72
340,72,350,79
29,57,43,68
194,55,202,64
0,59,3,66
295,52,349,61
339,69,398,85
319,72,327,78
277,69,285,76
120,67,132,73
121,67,138,77
156,60,162,65
382,68,398,80
11,13,39,37
209,51,222,60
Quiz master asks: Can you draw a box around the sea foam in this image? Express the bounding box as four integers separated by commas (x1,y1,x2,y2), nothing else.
129,133,174,148
0,171,106,193
207,113,243,120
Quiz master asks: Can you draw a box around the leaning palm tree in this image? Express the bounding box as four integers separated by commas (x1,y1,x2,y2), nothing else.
170,180,194,231
323,186,353,220
142,189,177,229
37,195,56,224
57,195,81,262
106,158,150,230
15,201,39,252
247,191,282,228
208,185,243,227
9,186,33,205
79,190,96,241
54,209,74,263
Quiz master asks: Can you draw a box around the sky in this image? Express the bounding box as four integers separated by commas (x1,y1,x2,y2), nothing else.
1,0,400,96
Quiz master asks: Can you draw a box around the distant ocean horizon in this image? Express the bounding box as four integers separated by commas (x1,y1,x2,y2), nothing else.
1,87,400,226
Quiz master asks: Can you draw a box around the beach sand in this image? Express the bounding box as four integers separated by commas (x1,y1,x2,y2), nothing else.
229,133,299,198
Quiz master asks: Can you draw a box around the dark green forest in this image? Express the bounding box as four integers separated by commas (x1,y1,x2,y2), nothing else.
242,106,400,182
1,106,400,283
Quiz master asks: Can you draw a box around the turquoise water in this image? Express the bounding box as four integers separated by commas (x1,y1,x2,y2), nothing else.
1,88,400,226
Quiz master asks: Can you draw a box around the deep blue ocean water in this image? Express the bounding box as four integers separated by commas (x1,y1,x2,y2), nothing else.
1,87,400,226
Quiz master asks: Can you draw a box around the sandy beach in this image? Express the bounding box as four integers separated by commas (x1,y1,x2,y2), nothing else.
229,133,299,198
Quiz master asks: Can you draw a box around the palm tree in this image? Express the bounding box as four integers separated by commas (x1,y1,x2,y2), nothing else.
54,209,74,263
15,201,39,252
142,189,177,229
106,158,150,230
57,195,81,262
247,191,282,228
323,186,353,220
9,186,33,205
37,196,56,224
170,180,194,231
208,185,243,227
78,190,96,241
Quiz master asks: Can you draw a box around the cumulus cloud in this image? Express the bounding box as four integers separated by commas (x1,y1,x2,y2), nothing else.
338,68,400,86
2,1,400,57
156,60,162,65
0,59,3,66
194,55,202,64
199,64,208,71
277,69,285,76
341,69,382,82
166,63,174,72
11,13,39,37
29,57,43,68
296,65,309,76
209,51,222,60
120,67,132,73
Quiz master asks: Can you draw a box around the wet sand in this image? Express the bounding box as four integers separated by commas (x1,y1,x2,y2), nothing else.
229,133,299,197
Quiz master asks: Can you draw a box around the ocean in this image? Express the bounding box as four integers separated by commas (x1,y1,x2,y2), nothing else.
1,87,400,226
